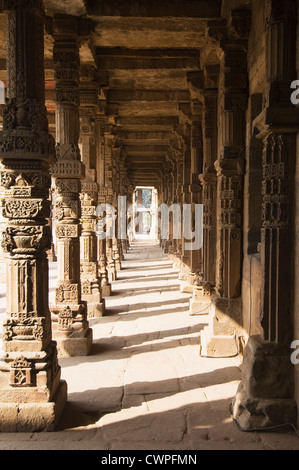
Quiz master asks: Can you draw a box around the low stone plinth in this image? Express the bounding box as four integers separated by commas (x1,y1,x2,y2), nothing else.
0,380,67,432
101,283,112,297
231,335,297,430
54,327,93,358
200,295,244,357
51,303,93,357
189,285,212,315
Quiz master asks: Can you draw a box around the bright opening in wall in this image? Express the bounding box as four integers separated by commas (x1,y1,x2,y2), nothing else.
132,187,158,240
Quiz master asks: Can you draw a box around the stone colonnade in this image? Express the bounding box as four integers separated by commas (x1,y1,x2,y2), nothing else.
0,2,124,431
0,0,298,433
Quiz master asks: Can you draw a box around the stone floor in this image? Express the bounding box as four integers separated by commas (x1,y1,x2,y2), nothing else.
0,240,299,451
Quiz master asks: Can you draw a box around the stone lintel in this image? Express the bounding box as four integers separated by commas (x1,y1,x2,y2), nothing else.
108,89,190,103
86,0,221,17
96,56,200,71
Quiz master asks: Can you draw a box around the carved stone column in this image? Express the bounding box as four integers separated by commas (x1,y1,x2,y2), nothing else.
188,104,203,291
79,72,105,317
80,181,106,316
172,149,184,270
97,116,111,296
163,160,175,256
199,74,218,293
232,134,297,431
200,11,250,357
0,0,67,431
119,155,129,255
50,16,92,356
232,0,298,430
112,143,122,270
103,128,117,282
179,125,192,282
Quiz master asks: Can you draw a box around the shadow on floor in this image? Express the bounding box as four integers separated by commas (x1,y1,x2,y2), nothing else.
59,321,208,369
112,285,182,296
55,367,242,435
101,295,190,317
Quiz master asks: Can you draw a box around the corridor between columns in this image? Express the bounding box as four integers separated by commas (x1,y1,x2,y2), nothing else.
1,241,299,449
1,0,299,450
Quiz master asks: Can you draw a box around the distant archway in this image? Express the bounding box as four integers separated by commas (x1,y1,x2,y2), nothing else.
132,187,158,240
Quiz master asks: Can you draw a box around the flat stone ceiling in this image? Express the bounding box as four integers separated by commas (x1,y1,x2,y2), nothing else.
0,0,250,187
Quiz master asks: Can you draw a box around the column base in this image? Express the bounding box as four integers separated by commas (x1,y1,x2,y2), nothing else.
82,292,106,318
172,257,181,270
51,302,92,357
231,336,297,431
101,283,112,297
115,261,121,271
108,268,117,282
231,384,297,432
55,327,93,357
0,379,67,432
189,284,215,315
178,256,190,281
199,296,243,357
86,300,106,318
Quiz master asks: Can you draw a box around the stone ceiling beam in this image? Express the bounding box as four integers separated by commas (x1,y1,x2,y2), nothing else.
108,89,190,103
96,48,200,58
96,55,200,71
84,0,221,18
116,131,173,140
115,116,179,128
123,144,168,153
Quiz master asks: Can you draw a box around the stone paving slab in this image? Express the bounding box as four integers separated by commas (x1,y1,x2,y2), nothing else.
0,241,299,450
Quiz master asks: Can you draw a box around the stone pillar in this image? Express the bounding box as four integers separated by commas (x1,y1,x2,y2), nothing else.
103,127,117,282
179,125,192,282
80,181,106,316
232,0,298,430
164,160,175,255
200,11,250,357
0,0,67,431
50,16,92,356
172,150,184,270
112,143,122,269
188,103,203,290
118,153,129,253
97,116,111,296
79,71,105,317
200,74,218,292
191,83,218,313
